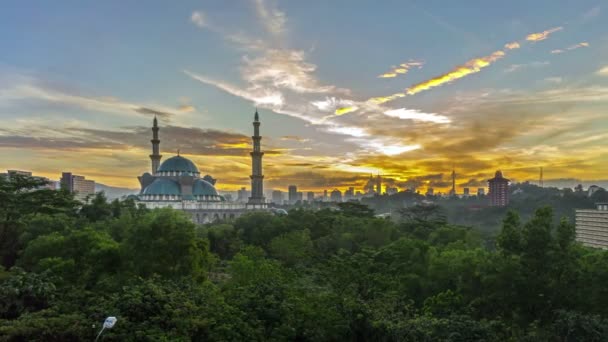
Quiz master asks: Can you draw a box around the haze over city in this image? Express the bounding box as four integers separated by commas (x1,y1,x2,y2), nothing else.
1,0,606,192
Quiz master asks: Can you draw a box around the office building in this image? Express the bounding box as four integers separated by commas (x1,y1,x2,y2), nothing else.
61,172,95,201
288,185,298,204
576,203,608,249
306,191,315,202
477,188,485,196
330,189,342,202
344,187,355,201
463,187,470,196
2,170,55,190
272,190,284,204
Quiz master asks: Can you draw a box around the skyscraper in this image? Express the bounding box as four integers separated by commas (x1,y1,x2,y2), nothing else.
248,110,265,205
149,116,162,174
307,191,315,202
449,167,456,196
330,189,342,202
376,174,382,195
288,185,298,204
488,170,509,207
272,190,284,204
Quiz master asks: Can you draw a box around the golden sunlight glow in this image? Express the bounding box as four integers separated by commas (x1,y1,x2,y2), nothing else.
525,26,563,42
405,51,505,95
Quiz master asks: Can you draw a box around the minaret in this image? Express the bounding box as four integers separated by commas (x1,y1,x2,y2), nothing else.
149,116,162,174
248,109,265,205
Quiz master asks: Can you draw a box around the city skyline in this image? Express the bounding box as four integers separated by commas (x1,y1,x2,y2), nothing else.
1,1,607,191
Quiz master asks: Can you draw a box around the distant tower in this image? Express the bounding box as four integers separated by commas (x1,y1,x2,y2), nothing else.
539,167,544,188
450,167,456,196
488,170,510,207
149,116,162,174
248,109,265,205
376,173,382,195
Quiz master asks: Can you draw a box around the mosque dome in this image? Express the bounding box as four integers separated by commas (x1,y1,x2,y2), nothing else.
142,178,181,196
193,179,219,196
157,155,199,174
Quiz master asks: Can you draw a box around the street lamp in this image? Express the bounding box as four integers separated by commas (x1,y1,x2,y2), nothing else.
94,316,117,341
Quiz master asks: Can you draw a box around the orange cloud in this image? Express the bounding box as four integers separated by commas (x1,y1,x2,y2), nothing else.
504,42,520,49
526,27,563,42
378,60,424,78
405,51,505,95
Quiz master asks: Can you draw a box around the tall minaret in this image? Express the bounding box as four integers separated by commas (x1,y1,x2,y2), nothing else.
149,116,162,174
248,109,265,205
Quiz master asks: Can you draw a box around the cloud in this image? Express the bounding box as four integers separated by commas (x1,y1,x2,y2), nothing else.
378,60,424,78
190,11,207,28
582,6,600,21
0,80,180,119
183,70,284,107
241,49,344,94
525,26,563,42
504,42,520,50
504,61,549,73
551,42,590,54
383,108,451,124
0,123,271,157
544,77,562,84
252,0,286,36
597,66,608,76
405,50,505,95
280,135,310,142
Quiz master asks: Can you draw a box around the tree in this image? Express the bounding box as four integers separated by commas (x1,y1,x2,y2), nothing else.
269,229,314,266
496,211,522,255
121,209,209,281
337,202,375,218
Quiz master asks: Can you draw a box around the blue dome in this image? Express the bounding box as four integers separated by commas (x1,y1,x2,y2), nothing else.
142,178,181,196
192,179,219,196
157,155,199,174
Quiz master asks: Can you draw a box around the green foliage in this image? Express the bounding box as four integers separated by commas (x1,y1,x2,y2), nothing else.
2,177,608,340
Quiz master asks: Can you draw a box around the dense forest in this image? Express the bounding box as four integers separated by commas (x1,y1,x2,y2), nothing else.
2,175,608,341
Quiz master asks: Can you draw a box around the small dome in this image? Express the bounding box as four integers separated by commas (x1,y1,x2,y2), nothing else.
158,155,199,174
142,178,181,196
193,179,219,196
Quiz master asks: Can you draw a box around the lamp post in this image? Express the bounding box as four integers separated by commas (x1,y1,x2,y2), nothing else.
94,316,117,341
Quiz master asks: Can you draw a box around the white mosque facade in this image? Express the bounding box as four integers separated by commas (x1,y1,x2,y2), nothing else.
134,110,269,223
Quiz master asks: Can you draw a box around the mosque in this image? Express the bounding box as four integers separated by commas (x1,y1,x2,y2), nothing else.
134,110,269,223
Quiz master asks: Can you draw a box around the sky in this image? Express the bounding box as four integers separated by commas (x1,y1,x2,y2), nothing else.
1,0,607,193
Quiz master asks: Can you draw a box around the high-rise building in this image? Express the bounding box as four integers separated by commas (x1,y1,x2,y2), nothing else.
386,187,398,195
426,188,434,196
306,191,315,202
330,189,342,202
288,185,298,204
297,192,303,202
376,174,382,195
463,187,470,196
344,187,355,201
248,110,265,206
61,172,95,201
272,190,284,204
323,189,328,202
449,168,456,196
576,203,608,249
2,170,55,190
477,188,485,196
488,170,509,207
237,187,250,203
